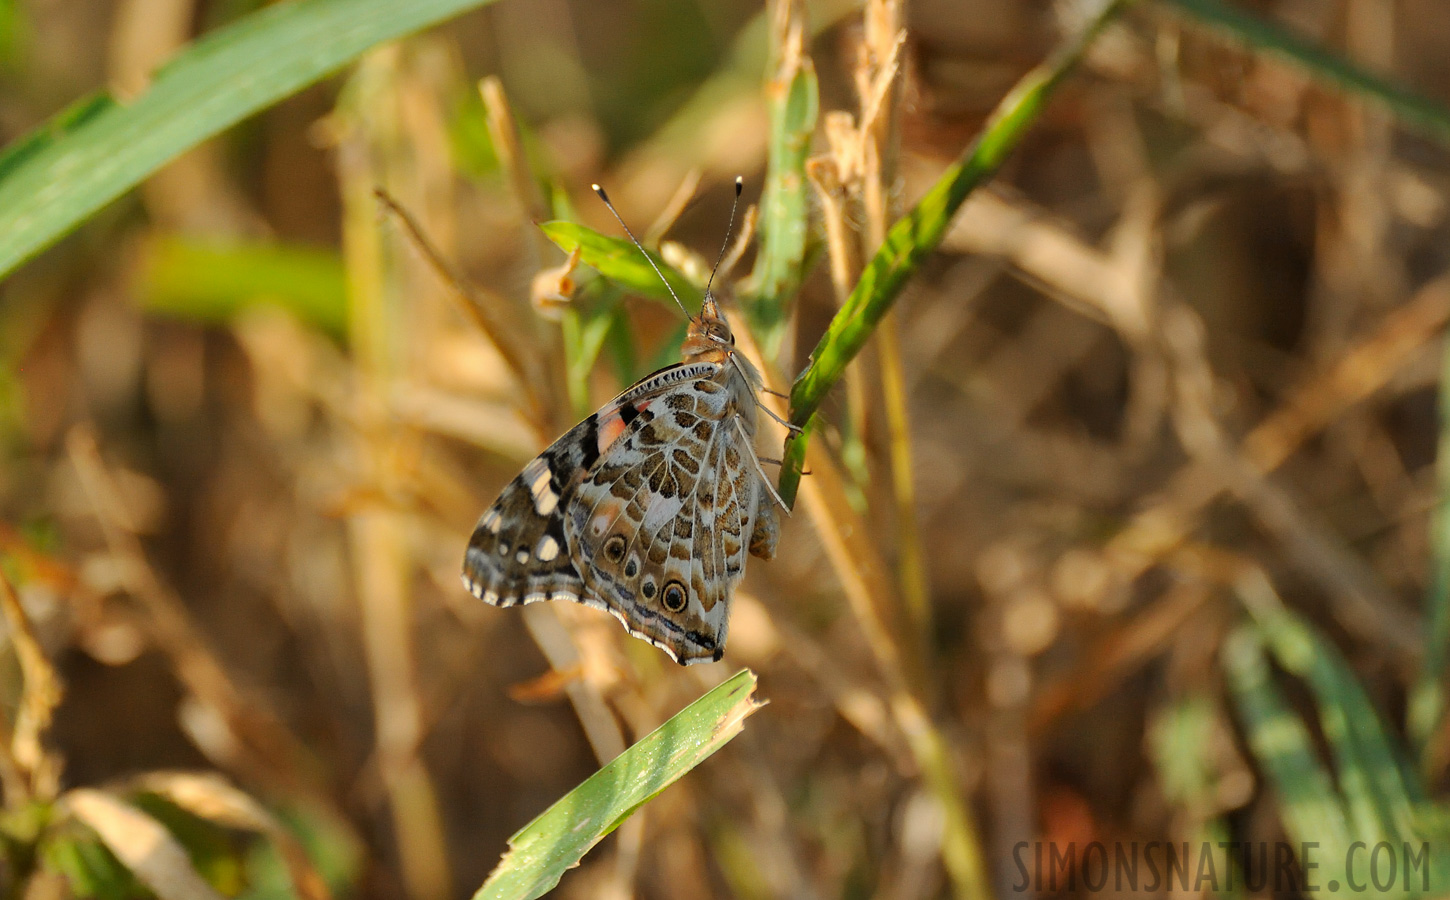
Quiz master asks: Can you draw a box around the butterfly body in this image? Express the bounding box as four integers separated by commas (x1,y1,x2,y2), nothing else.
462,293,778,664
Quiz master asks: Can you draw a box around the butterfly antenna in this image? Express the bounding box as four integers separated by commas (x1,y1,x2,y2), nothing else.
706,176,743,295
591,184,692,320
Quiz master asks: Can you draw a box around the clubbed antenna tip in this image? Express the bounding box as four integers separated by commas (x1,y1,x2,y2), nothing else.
706,176,744,295
591,181,691,319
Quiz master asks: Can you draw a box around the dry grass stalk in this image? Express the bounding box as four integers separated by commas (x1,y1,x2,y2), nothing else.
336,50,452,900
1097,279,1450,640
946,175,1447,658
0,571,62,803
734,318,991,900
66,427,323,800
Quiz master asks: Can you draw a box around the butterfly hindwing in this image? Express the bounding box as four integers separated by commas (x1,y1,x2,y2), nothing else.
565,364,763,663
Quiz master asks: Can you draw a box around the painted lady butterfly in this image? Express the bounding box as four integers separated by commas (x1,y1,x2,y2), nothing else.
462,180,784,664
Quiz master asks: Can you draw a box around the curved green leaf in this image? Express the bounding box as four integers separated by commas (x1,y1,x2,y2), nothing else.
0,0,504,280
539,221,699,309
475,669,761,900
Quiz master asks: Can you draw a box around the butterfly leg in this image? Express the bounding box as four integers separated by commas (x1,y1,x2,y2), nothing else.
757,399,803,434
727,355,802,434
733,415,790,514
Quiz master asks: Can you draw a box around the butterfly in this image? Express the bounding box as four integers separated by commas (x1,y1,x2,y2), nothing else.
461,180,786,664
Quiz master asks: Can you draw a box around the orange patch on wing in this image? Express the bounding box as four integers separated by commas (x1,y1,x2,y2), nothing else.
597,414,628,451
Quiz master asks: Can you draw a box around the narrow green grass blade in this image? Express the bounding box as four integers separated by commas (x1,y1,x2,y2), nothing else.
561,297,621,418
744,26,818,349
1162,0,1450,145
475,669,762,900
139,236,347,339
0,0,503,280
539,222,700,309
1222,627,1355,888
1148,696,1246,898
779,0,1135,505
1411,343,1450,765
1248,606,1422,847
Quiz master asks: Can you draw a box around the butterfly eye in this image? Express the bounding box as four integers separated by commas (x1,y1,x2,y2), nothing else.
603,535,627,563
661,580,687,612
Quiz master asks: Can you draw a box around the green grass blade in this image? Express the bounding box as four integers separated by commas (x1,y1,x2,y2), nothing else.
1221,627,1355,888
138,236,348,339
773,413,814,515
1411,343,1450,766
779,0,1135,505
743,17,819,350
539,221,700,309
1247,606,1423,848
560,293,622,418
0,0,503,280
1162,0,1450,145
474,669,762,900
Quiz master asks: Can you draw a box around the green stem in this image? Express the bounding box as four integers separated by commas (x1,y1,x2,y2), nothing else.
779,0,1136,505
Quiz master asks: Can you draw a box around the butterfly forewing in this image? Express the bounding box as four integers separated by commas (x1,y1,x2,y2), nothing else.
461,423,593,607
462,368,687,607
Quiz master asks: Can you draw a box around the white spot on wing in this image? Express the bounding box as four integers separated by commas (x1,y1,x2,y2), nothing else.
536,535,560,562
519,457,560,515
515,549,530,564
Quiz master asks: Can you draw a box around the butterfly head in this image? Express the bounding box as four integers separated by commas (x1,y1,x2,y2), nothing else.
682,291,735,364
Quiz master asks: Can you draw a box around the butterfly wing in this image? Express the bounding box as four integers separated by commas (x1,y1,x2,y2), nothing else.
461,363,711,607
461,422,593,608
565,365,765,663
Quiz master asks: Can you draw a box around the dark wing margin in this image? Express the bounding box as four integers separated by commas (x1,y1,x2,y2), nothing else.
461,413,600,606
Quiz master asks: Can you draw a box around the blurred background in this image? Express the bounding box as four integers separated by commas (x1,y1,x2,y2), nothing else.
2,0,1450,897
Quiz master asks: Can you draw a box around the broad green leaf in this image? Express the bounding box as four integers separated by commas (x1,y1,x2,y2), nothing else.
778,0,1136,505
130,794,246,896
539,221,699,309
62,789,226,900
42,832,147,900
139,237,347,338
0,0,504,280
475,669,762,900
